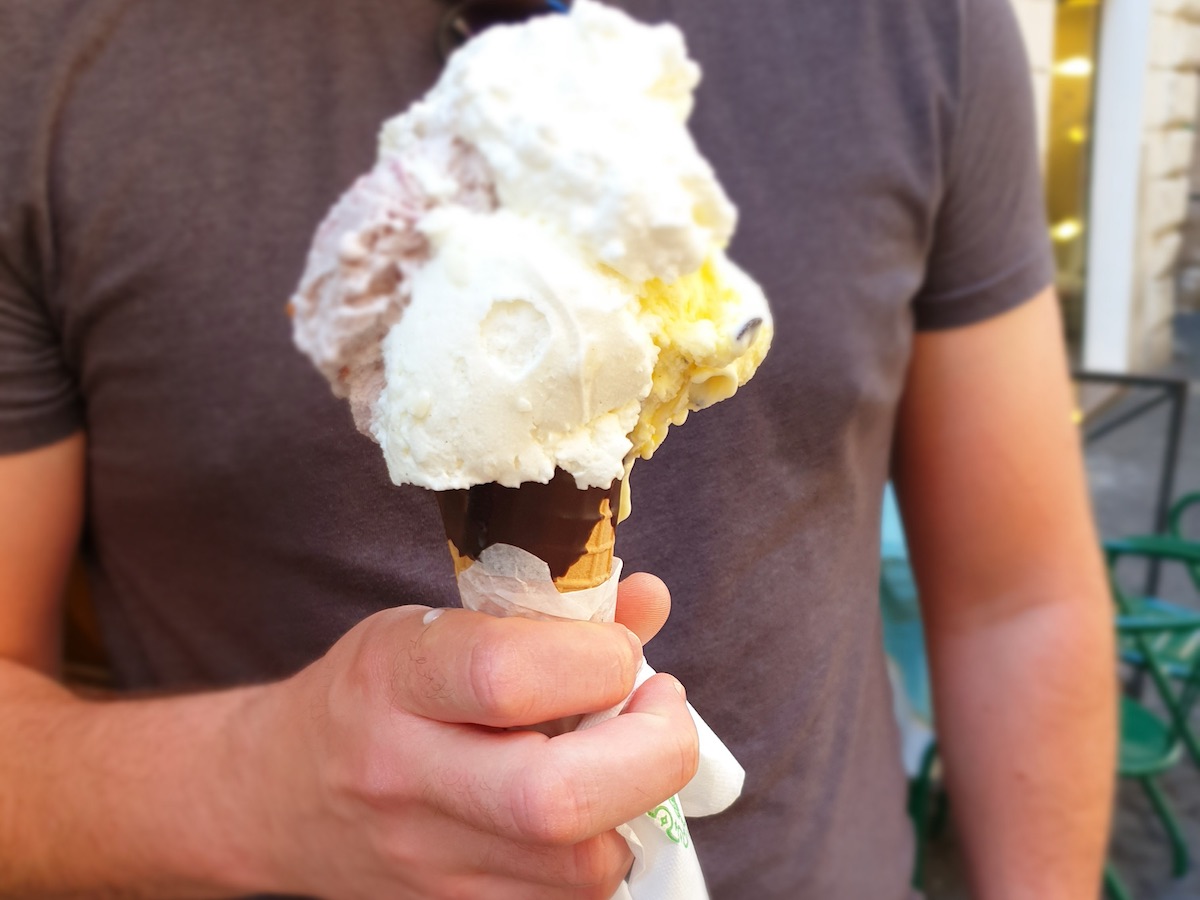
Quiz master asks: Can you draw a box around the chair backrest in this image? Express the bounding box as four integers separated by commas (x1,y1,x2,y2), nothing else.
1111,576,1200,724
1168,492,1200,593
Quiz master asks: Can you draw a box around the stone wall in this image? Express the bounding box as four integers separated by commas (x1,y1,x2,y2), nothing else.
1136,0,1200,367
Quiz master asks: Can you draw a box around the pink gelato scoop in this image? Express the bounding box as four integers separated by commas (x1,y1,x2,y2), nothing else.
290,139,496,433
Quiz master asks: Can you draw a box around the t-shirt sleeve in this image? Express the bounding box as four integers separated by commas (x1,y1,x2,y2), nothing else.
0,264,83,454
912,0,1055,331
0,5,83,455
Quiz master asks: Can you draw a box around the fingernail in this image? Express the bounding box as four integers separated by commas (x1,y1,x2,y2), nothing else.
422,608,446,626
669,677,686,699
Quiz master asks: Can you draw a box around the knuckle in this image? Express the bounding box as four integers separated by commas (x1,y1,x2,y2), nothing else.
344,607,433,713
651,704,699,791
370,819,422,872
566,835,623,889
339,616,394,701
584,882,620,900
597,639,635,699
467,630,537,722
330,724,400,810
307,614,427,812
510,761,588,845
319,707,391,807
322,700,412,812
435,875,478,900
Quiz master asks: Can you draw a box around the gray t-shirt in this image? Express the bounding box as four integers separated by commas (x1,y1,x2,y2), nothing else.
0,1,1052,896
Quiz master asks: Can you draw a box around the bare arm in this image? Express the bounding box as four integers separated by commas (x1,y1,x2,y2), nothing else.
0,433,84,673
892,290,1116,897
0,435,273,896
0,434,694,898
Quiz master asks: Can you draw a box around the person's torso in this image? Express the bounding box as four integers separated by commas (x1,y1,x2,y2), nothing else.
12,1,962,895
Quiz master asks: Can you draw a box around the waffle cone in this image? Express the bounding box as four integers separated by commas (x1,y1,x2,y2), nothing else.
437,469,619,593
555,510,615,590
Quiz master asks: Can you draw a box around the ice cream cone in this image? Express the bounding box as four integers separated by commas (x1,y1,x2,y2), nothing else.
436,468,620,592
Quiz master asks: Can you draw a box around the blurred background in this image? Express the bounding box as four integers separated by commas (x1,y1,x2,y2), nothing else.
894,4,1200,896
1025,0,1199,371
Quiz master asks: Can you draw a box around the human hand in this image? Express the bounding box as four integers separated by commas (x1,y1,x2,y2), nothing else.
239,573,695,899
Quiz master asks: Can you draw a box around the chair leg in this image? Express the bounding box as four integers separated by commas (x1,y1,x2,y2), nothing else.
1144,663,1200,770
930,788,950,838
1140,776,1190,877
908,742,938,889
1172,711,1200,770
1181,729,1200,771
1165,679,1200,768
1104,862,1133,900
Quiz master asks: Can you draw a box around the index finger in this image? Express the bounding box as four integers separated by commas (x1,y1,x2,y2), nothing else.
387,606,643,728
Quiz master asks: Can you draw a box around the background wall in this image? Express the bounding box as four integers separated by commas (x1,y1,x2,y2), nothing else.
1135,0,1200,367
1013,0,1200,372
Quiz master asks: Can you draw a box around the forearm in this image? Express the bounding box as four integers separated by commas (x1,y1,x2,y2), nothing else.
927,591,1115,898
0,659,276,898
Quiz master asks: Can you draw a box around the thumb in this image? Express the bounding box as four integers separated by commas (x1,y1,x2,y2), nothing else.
615,572,671,644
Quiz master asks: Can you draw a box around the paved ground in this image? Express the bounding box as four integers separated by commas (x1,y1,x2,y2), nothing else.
923,312,1200,899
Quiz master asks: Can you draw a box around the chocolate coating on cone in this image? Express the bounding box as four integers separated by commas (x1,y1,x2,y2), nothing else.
436,468,620,581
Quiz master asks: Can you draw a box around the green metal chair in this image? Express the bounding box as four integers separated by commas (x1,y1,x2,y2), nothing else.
1104,533,1200,769
1101,503,1200,898
1166,492,1200,549
1102,612,1200,899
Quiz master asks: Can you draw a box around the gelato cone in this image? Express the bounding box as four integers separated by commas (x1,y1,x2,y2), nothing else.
436,468,619,592
290,5,758,897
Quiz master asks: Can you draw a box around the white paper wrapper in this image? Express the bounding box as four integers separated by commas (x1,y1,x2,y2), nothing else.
455,543,745,900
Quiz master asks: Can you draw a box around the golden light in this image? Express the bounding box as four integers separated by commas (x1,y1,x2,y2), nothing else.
1051,219,1083,242
1067,125,1088,144
1054,56,1093,78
